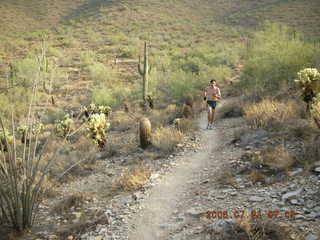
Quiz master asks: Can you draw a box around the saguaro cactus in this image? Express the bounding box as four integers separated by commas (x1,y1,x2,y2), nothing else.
138,42,151,106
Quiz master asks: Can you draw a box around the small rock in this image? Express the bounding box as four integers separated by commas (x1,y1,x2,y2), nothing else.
305,234,319,240
290,199,299,205
67,236,74,240
282,188,303,201
249,196,264,202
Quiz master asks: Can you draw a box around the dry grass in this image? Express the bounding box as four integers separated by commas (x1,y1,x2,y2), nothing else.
44,136,97,181
151,127,184,154
52,193,91,215
248,169,266,184
243,99,301,130
289,119,318,140
216,165,237,187
175,118,198,134
219,100,244,119
298,135,320,169
113,163,152,191
148,105,180,129
261,146,294,170
110,110,136,132
237,219,292,240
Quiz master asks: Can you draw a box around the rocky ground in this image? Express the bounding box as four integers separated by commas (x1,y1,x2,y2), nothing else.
29,99,320,240
77,104,320,240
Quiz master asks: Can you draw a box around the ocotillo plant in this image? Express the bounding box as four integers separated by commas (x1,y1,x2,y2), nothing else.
138,42,151,107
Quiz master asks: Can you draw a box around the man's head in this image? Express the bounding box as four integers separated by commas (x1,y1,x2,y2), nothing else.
210,79,216,87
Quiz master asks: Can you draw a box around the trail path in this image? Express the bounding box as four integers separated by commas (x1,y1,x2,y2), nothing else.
129,101,242,239
79,99,318,240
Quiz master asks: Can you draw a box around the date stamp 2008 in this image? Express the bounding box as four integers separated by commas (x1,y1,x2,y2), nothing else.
206,209,297,220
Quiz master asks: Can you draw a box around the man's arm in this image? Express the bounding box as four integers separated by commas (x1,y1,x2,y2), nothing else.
203,87,207,100
216,88,221,99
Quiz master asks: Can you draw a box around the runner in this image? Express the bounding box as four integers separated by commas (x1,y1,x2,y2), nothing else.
203,79,221,129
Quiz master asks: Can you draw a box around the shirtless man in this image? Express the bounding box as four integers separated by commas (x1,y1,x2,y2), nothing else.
204,79,221,129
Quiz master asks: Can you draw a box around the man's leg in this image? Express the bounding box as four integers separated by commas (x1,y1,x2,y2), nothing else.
211,108,216,124
207,105,212,129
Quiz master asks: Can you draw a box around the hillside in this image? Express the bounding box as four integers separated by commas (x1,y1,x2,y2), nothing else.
1,0,320,37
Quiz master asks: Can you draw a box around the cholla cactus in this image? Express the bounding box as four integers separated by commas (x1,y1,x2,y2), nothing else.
0,128,14,151
97,105,112,116
32,123,44,134
55,114,74,138
296,68,320,128
295,68,320,88
82,104,112,119
87,113,110,149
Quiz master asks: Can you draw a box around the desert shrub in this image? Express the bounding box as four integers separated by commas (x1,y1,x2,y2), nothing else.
47,47,63,58
88,62,117,86
55,114,74,138
243,99,300,130
110,110,135,130
289,120,317,140
11,58,39,88
80,50,96,71
299,136,320,168
61,36,79,48
52,193,87,215
239,22,320,93
151,127,184,154
92,85,131,108
216,164,237,187
261,147,294,170
168,70,204,104
249,169,266,184
219,100,244,118
113,164,152,191
200,65,233,85
176,118,198,134
118,46,137,58
44,107,65,124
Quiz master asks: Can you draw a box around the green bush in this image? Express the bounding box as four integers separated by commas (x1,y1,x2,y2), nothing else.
239,22,320,92
80,50,96,71
88,62,116,85
11,58,39,88
92,84,131,108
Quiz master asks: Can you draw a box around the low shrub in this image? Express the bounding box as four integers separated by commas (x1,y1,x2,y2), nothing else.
261,147,293,170
243,99,300,130
151,127,184,154
113,164,152,191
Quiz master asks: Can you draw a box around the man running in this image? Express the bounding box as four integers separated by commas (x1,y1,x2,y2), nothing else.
203,79,221,129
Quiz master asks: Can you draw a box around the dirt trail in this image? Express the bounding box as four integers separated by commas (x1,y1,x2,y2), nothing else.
129,101,237,239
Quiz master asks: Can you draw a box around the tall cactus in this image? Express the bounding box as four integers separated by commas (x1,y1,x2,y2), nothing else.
138,42,151,106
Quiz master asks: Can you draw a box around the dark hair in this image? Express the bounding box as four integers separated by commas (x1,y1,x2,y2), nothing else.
210,79,216,84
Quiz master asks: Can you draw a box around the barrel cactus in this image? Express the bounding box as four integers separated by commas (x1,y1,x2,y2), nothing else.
87,113,110,149
295,68,320,128
55,114,74,138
